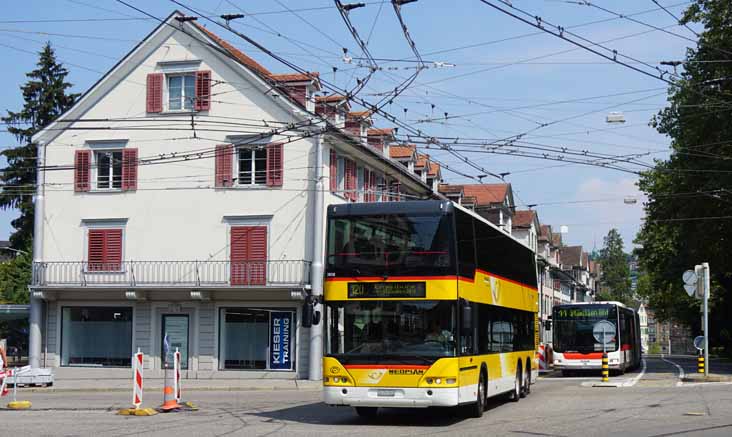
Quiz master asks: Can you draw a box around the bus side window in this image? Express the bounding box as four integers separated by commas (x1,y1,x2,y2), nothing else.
455,209,476,278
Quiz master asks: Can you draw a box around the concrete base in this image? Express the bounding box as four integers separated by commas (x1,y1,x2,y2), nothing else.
8,368,54,387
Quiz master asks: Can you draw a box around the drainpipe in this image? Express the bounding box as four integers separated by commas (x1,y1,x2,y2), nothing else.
308,134,325,381
29,140,46,369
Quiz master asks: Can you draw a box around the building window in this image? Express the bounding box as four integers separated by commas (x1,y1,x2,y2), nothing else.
95,150,123,189
87,228,123,271
237,147,267,185
168,74,196,111
218,308,294,371
61,307,132,367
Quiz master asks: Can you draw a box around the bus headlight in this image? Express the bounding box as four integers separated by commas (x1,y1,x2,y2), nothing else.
446,378,457,384
426,378,433,384
435,378,442,384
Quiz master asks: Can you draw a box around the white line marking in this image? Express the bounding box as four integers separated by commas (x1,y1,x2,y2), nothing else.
661,356,685,386
622,359,647,387
678,381,732,387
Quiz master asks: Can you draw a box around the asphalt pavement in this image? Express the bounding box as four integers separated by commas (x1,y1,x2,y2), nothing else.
3,355,732,436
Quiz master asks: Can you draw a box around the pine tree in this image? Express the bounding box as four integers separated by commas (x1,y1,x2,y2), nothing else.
597,229,632,304
1,42,79,250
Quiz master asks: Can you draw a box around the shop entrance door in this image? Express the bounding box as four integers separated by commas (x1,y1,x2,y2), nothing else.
161,314,189,369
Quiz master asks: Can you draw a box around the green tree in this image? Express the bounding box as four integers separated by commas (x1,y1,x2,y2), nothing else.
635,0,732,352
0,250,32,304
1,42,79,249
596,229,632,304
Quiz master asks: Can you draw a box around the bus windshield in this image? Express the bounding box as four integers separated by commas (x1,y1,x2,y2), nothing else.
326,213,454,278
326,300,456,364
553,305,619,353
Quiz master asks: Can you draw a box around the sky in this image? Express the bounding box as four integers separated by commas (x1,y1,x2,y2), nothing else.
0,0,698,253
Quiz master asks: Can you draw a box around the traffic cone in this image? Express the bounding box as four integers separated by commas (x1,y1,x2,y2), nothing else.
160,361,180,412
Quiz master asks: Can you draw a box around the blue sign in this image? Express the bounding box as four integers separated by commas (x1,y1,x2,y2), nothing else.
269,311,293,370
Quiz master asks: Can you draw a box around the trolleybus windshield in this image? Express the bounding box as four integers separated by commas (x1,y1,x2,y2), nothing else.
326,213,454,278
553,305,619,353
326,300,456,364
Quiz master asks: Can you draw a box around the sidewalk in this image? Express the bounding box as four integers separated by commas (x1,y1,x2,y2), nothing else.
681,373,732,383
18,378,322,393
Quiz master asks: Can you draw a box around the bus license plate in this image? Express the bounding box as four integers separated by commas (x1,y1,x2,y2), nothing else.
376,389,396,397
581,360,590,365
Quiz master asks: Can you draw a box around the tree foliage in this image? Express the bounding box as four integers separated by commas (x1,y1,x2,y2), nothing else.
0,248,32,304
596,229,632,304
635,0,732,351
1,42,78,249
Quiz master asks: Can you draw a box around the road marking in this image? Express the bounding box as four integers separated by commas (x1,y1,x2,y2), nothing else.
622,359,646,387
678,381,732,387
660,356,685,386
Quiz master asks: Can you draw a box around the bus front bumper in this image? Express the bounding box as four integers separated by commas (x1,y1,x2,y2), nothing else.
554,359,621,370
323,386,459,408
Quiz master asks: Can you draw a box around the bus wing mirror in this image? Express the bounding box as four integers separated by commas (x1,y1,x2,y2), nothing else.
313,310,321,326
544,320,552,331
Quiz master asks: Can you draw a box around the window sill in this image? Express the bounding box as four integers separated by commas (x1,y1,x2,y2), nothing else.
217,185,281,190
83,269,126,274
88,189,125,194
155,109,207,116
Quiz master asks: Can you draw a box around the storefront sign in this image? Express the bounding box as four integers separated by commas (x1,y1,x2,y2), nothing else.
269,311,293,370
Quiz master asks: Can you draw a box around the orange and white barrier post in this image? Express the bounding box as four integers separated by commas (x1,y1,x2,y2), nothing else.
133,349,144,409
174,348,182,404
117,350,157,416
160,335,180,412
538,344,548,373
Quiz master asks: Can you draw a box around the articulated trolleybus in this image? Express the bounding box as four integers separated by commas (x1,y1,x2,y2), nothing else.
323,200,539,418
552,302,641,375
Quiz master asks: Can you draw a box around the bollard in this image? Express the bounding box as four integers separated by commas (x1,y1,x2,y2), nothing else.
601,352,609,382
538,344,547,372
117,350,157,416
4,367,32,410
698,351,705,374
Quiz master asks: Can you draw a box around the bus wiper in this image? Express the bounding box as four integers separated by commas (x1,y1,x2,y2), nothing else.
398,355,434,365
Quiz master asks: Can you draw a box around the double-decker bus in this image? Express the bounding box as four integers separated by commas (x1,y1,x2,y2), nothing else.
322,200,538,418
552,302,641,375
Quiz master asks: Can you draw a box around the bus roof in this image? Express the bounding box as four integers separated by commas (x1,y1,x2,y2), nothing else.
327,200,452,217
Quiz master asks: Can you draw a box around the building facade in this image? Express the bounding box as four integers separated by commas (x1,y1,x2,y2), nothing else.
28,12,436,379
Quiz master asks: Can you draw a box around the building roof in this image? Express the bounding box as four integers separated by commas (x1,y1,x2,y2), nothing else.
539,224,552,242
270,72,320,83
193,22,272,77
462,184,509,206
390,144,416,160
315,94,347,103
551,233,562,247
415,153,429,169
438,184,463,194
348,110,372,119
560,245,583,267
513,210,537,228
427,161,440,177
367,128,396,137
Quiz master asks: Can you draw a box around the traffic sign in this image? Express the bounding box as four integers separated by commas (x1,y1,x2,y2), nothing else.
693,336,705,351
682,270,697,285
684,283,697,297
593,320,616,345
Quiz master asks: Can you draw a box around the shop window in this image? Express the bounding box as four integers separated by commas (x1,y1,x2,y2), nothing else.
61,307,132,367
218,308,294,371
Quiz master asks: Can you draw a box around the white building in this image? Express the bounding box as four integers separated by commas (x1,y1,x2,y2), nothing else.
28,12,436,380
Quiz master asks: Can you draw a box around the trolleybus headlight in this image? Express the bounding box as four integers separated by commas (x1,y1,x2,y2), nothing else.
324,377,329,383
446,378,456,384
435,378,442,384
341,377,349,383
426,378,433,384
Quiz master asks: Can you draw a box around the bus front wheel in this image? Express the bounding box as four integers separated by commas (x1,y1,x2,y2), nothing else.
469,372,486,418
355,407,378,418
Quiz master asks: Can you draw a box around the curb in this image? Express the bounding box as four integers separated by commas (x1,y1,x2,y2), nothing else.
18,385,323,394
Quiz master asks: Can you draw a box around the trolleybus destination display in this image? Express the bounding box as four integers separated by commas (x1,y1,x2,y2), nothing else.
347,282,426,298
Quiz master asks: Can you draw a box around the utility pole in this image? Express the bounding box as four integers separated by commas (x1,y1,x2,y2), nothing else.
702,262,710,377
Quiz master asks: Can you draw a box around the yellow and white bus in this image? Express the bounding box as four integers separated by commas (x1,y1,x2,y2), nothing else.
323,200,539,417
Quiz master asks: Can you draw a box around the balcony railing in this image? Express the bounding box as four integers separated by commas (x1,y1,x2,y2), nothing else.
32,260,311,288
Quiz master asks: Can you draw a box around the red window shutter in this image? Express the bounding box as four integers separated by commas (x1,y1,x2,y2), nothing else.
146,73,163,113
345,159,356,201
266,143,284,187
215,144,233,187
329,150,337,192
74,150,91,192
88,229,105,271
105,229,123,271
194,70,211,111
121,148,138,191
88,229,122,271
230,226,267,286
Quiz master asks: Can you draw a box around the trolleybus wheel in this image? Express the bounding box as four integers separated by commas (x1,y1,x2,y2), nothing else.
522,363,531,396
508,365,521,402
470,372,486,418
355,407,378,418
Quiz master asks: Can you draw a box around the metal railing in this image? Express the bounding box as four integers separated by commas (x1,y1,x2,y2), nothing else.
32,260,311,288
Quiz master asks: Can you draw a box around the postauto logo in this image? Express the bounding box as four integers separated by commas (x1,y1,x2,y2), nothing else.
388,368,424,375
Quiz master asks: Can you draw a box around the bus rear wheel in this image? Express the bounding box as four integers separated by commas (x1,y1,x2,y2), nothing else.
508,366,521,402
355,407,378,418
522,364,531,397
